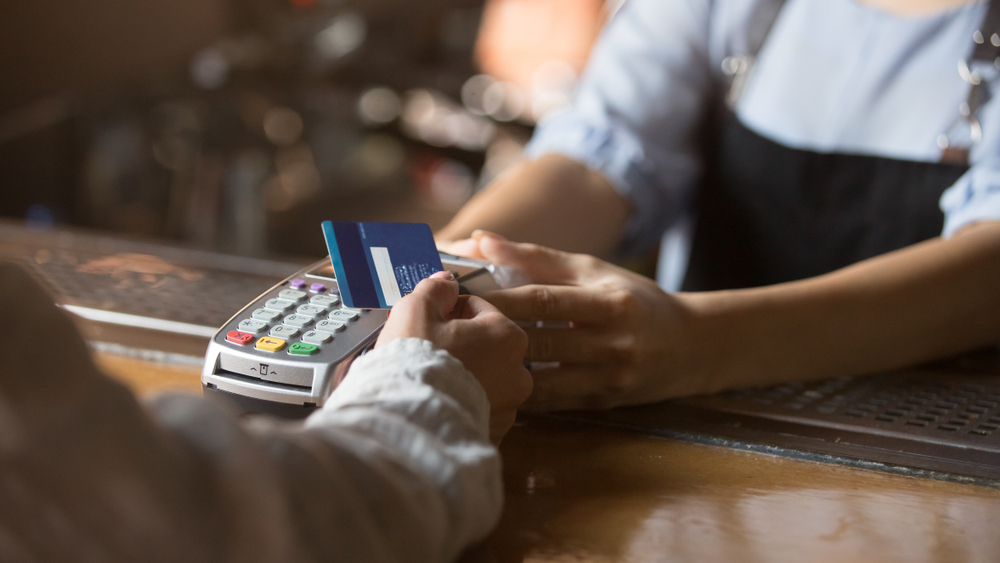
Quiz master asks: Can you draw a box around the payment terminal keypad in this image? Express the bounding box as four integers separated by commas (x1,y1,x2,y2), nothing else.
219,270,372,366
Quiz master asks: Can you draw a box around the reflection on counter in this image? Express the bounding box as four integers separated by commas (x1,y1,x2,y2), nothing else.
486,417,1000,563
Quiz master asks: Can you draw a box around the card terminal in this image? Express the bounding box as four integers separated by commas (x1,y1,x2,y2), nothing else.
202,252,521,418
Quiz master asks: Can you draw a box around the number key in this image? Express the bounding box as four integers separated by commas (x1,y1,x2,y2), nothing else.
310,294,340,308
315,320,346,333
329,309,360,322
297,304,327,318
279,289,307,303
264,298,295,312
251,308,282,322
282,314,314,328
270,325,300,339
237,319,268,334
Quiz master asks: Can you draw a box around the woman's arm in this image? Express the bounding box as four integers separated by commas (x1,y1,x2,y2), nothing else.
439,0,718,258
435,154,629,258
689,221,1000,392
471,224,1000,410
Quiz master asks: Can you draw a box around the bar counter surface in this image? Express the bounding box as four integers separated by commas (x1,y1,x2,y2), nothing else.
89,345,1000,563
6,222,1000,562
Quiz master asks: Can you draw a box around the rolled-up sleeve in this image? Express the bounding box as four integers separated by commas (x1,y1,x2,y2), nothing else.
524,0,715,254
940,155,1000,236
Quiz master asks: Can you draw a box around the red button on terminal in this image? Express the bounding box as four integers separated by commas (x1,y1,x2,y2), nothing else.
226,330,254,345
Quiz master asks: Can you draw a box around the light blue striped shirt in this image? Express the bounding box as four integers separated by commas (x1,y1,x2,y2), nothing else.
525,0,1000,287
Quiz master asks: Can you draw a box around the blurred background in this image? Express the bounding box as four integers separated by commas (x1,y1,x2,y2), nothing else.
0,0,622,259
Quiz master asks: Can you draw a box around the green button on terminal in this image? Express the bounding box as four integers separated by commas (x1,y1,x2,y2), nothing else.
288,342,319,356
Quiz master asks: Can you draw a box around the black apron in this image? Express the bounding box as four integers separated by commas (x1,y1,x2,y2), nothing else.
679,0,1000,292
680,113,969,291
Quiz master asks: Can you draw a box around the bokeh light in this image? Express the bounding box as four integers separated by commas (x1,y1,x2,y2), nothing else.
315,12,367,60
357,87,401,125
263,107,304,146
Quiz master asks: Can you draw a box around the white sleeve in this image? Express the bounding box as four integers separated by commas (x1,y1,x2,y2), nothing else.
302,337,501,563
940,155,1000,236
3,261,500,563
146,338,500,563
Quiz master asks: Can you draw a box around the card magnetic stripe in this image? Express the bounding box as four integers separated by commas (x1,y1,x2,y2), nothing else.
322,221,385,308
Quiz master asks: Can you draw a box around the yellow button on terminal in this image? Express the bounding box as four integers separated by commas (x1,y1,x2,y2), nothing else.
255,336,286,352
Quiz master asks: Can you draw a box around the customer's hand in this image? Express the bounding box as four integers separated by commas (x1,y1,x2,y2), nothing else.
377,271,532,443
474,233,709,411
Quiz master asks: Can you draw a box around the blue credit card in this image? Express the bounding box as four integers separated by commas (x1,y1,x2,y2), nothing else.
321,221,444,309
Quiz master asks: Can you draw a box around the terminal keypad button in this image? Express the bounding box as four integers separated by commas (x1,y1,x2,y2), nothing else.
302,330,332,344
329,309,361,322
279,289,307,303
310,282,326,293
282,314,314,328
237,319,268,334
264,298,296,312
310,294,340,308
269,325,300,339
315,320,346,333
289,342,319,355
251,308,282,322
255,336,286,352
226,330,254,345
297,304,326,318
289,278,306,290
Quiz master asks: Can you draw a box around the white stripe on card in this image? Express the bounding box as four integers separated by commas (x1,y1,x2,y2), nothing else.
370,246,403,306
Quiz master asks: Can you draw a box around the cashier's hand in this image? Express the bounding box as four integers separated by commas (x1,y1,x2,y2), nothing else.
376,271,532,443
474,232,703,411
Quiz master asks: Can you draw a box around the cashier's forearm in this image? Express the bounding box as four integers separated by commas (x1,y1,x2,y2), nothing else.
436,154,629,258
687,221,1000,390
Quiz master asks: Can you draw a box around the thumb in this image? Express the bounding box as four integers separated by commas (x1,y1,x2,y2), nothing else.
402,271,460,319
474,230,581,285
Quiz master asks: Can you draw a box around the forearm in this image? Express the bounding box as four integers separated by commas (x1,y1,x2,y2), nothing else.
689,222,1000,391
437,154,630,258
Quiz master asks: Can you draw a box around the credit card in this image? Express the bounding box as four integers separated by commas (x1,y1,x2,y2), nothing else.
321,220,444,309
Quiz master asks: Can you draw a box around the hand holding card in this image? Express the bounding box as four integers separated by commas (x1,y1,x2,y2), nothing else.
322,221,444,309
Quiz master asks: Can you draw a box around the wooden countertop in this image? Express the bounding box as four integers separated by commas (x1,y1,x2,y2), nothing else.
489,417,1000,563
12,219,997,562
98,349,1000,563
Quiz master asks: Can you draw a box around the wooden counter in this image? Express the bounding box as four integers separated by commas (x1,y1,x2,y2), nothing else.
489,417,1000,563
99,349,1000,563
